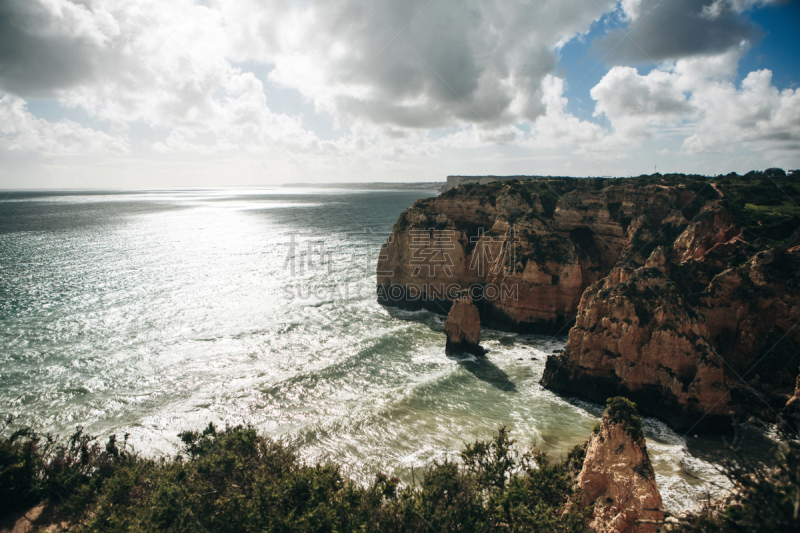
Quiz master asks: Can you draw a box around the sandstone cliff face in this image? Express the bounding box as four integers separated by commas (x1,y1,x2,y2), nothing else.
543,261,730,432
670,202,743,264
698,248,800,387
379,179,800,431
377,181,698,333
575,398,664,533
542,200,800,431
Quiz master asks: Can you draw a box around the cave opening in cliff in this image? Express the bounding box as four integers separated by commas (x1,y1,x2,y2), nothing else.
569,226,602,264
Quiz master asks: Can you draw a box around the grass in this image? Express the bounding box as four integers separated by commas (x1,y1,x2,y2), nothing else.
744,203,800,217
604,397,643,441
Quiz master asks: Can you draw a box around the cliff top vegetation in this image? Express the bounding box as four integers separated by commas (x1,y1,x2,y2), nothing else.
440,171,800,251
602,397,644,441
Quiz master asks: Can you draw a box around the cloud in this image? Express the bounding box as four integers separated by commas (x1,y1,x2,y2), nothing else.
435,124,524,150
682,69,800,158
529,75,607,148
227,0,619,129
0,0,340,157
0,95,129,154
0,0,630,158
0,0,620,135
0,0,796,177
701,0,789,18
590,66,695,138
588,49,800,163
595,0,784,63
434,75,615,156
0,0,122,97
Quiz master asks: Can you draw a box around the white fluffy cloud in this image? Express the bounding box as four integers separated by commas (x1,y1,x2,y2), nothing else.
591,67,694,138
589,47,800,163
701,0,787,18
0,95,128,154
0,0,345,157
683,69,800,159
529,75,606,148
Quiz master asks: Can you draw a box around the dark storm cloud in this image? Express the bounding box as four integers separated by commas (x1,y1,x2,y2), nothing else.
595,0,763,63
0,0,106,96
260,0,615,129
312,0,509,126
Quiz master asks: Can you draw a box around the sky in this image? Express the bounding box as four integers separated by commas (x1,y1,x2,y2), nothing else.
0,0,799,189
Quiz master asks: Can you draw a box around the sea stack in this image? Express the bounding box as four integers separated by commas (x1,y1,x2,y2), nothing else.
575,398,664,533
444,293,486,357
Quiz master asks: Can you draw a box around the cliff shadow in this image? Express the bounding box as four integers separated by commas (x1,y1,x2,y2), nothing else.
683,422,778,468
453,355,518,392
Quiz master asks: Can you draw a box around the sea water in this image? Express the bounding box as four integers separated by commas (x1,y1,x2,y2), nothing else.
0,188,775,512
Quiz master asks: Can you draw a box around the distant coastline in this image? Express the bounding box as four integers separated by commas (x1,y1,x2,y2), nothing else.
281,182,444,190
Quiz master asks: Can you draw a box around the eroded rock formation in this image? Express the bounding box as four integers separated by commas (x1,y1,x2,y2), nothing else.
542,261,731,431
378,177,800,431
575,398,664,533
444,294,486,356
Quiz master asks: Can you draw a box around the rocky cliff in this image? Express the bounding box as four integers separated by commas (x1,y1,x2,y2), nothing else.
378,175,800,432
378,179,697,332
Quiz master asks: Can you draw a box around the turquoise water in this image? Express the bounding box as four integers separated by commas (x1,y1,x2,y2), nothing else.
0,188,774,512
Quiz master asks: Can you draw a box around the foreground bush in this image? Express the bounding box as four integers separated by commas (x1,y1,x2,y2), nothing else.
669,437,800,532
1,415,126,519
1,419,589,532
9,412,798,532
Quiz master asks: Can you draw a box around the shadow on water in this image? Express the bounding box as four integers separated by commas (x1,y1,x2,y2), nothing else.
684,423,779,468
454,355,518,392
383,307,564,350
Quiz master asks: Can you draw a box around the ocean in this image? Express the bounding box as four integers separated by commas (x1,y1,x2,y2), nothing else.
0,188,774,512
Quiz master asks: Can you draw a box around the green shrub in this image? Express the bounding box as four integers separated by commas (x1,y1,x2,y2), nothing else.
0,417,45,516
1,420,591,532
604,397,644,441
0,415,135,520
